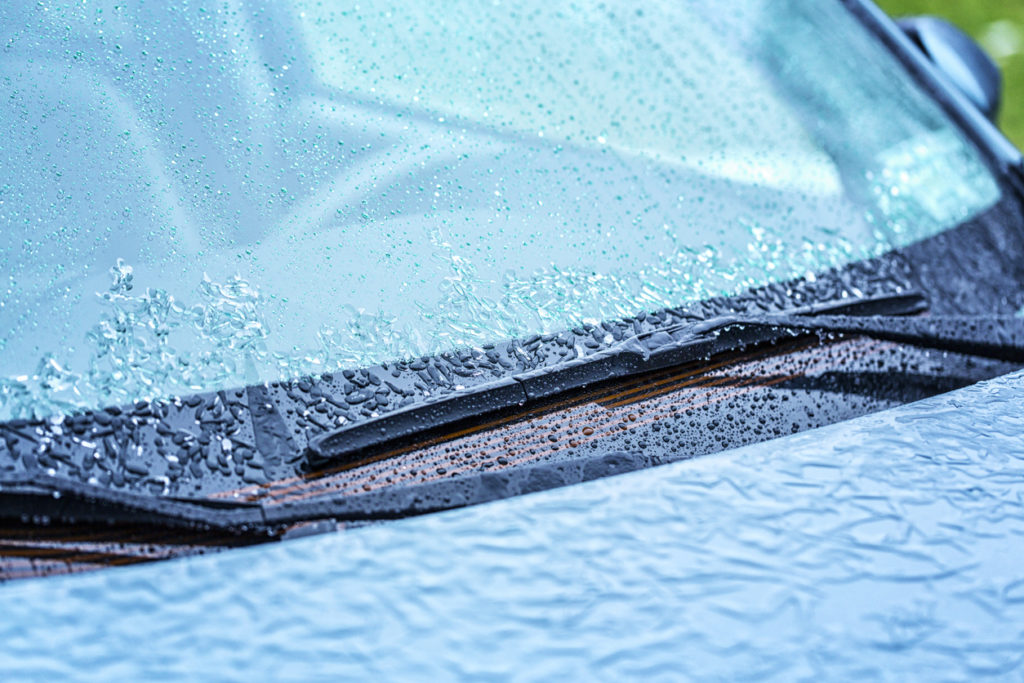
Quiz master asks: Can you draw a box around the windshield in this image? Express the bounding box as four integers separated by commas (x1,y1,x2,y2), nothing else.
0,0,1000,419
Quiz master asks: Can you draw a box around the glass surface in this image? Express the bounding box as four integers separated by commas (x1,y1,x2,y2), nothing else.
0,0,1000,418
1,368,1023,679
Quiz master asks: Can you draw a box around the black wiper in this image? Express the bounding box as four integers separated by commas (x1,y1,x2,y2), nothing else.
711,311,1024,363
0,472,266,531
308,292,1024,465
297,292,899,459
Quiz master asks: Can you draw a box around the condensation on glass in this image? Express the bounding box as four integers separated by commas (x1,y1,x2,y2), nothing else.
0,0,1001,418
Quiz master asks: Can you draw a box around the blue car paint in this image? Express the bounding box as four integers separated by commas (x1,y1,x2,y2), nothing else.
1,368,1022,680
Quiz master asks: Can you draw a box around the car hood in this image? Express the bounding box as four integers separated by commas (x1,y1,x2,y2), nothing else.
1,366,1023,679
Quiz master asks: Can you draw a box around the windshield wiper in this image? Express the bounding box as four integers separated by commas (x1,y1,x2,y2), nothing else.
308,290,1024,464
308,292,1024,466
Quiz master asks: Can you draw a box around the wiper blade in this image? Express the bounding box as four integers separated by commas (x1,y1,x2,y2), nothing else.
309,291,948,464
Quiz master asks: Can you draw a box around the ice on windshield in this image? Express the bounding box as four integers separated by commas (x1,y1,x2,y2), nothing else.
0,0,1000,418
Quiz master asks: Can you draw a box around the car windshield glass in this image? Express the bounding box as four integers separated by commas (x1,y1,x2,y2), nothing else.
0,0,1000,420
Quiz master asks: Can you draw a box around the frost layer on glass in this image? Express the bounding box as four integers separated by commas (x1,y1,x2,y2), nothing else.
0,0,1000,417
2,369,1024,680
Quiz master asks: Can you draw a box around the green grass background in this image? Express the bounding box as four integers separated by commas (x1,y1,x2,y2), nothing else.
877,0,1024,147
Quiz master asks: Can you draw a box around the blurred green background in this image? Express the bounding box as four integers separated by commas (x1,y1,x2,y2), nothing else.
878,0,1024,147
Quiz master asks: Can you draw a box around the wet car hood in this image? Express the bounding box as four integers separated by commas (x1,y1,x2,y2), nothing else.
1,364,1023,679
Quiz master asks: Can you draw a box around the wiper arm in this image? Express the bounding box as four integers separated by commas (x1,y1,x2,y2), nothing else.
311,290,996,464
709,311,1024,364
0,472,266,531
